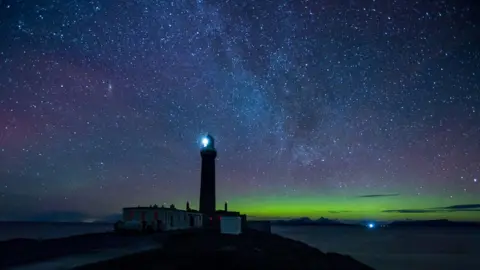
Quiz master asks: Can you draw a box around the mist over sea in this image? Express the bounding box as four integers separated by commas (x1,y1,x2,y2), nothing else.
1,222,479,270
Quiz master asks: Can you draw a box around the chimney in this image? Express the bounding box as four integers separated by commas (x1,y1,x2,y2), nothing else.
224,201,228,212
186,201,191,211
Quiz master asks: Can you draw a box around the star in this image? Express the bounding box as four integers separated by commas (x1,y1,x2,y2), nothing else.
0,0,478,222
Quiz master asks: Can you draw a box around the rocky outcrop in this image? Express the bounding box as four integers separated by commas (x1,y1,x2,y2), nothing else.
0,233,162,268
77,230,374,270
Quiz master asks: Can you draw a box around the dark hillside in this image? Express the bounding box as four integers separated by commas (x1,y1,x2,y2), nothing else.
77,230,374,270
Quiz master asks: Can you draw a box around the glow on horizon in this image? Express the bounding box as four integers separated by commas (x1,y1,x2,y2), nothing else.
215,193,480,222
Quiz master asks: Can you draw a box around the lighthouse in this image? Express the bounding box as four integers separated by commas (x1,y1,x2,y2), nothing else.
114,133,254,234
199,134,217,221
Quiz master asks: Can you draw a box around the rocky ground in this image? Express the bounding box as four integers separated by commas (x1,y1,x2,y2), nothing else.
0,232,163,269
76,230,375,270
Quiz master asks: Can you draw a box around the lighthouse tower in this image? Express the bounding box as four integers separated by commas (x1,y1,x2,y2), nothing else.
199,134,217,220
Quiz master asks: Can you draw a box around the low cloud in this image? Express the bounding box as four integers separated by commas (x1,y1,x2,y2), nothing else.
383,209,437,213
435,204,480,210
383,204,480,214
357,193,400,198
328,210,352,214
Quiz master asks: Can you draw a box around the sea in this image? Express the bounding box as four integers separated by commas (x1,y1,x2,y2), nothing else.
1,222,479,270
272,226,480,270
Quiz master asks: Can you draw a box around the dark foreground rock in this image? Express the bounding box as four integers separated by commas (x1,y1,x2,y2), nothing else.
77,230,374,270
0,232,163,268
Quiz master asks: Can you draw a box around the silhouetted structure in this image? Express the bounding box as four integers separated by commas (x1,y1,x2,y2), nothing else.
115,134,251,234
199,134,217,223
118,206,203,232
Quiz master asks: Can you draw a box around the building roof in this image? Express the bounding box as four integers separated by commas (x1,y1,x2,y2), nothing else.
123,206,201,213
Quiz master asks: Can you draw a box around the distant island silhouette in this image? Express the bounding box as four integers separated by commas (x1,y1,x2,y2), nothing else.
271,217,356,226
270,218,480,228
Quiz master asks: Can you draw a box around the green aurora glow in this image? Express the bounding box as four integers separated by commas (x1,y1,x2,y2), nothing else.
218,194,480,222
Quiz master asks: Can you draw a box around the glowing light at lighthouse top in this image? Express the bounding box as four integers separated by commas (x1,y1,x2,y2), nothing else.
202,137,210,148
200,134,215,150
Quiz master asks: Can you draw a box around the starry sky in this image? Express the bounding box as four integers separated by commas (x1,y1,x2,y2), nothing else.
0,0,479,222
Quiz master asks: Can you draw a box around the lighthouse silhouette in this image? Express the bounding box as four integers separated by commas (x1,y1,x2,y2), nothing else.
199,134,217,224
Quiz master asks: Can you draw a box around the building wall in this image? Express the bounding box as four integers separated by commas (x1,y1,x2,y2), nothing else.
220,216,242,235
122,208,203,231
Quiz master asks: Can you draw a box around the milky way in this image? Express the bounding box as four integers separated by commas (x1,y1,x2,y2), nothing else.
0,0,479,221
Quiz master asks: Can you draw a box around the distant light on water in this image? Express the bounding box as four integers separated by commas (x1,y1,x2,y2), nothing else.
368,223,375,228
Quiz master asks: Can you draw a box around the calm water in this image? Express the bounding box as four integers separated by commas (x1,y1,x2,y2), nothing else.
272,225,480,270
0,222,113,241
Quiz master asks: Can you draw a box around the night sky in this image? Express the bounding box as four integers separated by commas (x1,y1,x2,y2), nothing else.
0,0,479,222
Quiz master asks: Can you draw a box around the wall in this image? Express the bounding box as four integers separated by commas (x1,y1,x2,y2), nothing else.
220,216,242,235
122,208,203,231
